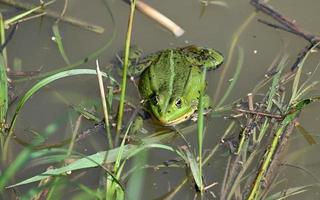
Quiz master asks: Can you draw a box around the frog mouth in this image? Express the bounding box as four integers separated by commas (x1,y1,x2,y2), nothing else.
154,114,192,126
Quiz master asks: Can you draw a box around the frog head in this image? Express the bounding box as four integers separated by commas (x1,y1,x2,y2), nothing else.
147,94,197,126
201,48,224,69
182,46,224,70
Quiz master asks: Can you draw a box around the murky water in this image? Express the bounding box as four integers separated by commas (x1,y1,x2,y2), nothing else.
2,0,320,199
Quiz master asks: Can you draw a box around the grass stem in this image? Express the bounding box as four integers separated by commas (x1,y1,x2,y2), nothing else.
96,61,113,148
116,0,137,135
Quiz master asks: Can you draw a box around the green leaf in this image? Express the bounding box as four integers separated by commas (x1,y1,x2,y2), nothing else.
8,143,182,188
4,0,55,26
3,69,113,160
265,185,313,200
52,23,71,65
0,54,8,126
183,148,202,190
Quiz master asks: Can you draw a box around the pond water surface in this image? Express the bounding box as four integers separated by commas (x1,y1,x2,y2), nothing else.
2,0,320,199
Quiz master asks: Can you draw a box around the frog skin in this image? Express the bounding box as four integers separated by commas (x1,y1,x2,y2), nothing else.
131,45,223,126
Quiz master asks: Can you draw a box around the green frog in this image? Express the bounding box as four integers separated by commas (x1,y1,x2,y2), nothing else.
129,45,223,126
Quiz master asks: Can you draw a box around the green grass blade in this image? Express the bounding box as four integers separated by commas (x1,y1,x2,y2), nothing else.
197,66,206,193
265,185,313,200
14,0,116,82
3,69,112,160
8,143,182,188
289,42,320,104
295,81,319,101
215,46,244,109
254,55,288,143
266,55,287,111
107,120,134,199
0,146,33,192
183,148,202,190
0,131,59,192
52,23,71,65
116,0,137,134
76,184,103,199
72,104,100,123
213,13,256,103
126,150,148,200
4,0,55,26
290,60,303,105
0,54,8,128
0,15,8,139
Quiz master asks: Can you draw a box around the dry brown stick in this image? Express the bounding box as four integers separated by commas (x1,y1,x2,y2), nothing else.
235,108,283,120
250,0,320,71
250,0,320,44
123,0,185,37
257,19,303,37
290,44,315,70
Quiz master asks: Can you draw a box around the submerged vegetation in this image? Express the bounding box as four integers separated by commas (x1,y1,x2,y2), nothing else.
0,0,320,199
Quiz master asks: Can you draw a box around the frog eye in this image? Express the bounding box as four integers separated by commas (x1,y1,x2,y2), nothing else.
151,95,159,105
175,98,182,108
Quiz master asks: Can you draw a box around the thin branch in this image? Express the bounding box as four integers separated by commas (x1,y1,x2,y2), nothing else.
250,0,320,71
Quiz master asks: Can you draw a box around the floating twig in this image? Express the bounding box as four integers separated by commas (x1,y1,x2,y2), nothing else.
132,0,185,37
235,108,283,120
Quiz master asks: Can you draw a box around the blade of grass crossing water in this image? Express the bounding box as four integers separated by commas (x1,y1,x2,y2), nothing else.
4,0,55,26
256,55,288,143
2,69,112,160
107,119,134,199
15,0,116,82
197,66,207,193
215,46,244,109
0,13,8,149
0,55,8,134
0,146,33,192
265,185,311,200
116,0,137,134
184,148,202,191
0,15,7,150
213,13,256,103
0,128,58,192
8,143,182,188
126,150,148,200
290,42,320,104
9,125,190,188
109,0,138,197
52,23,71,65
248,104,300,199
0,14,8,120
266,55,287,111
